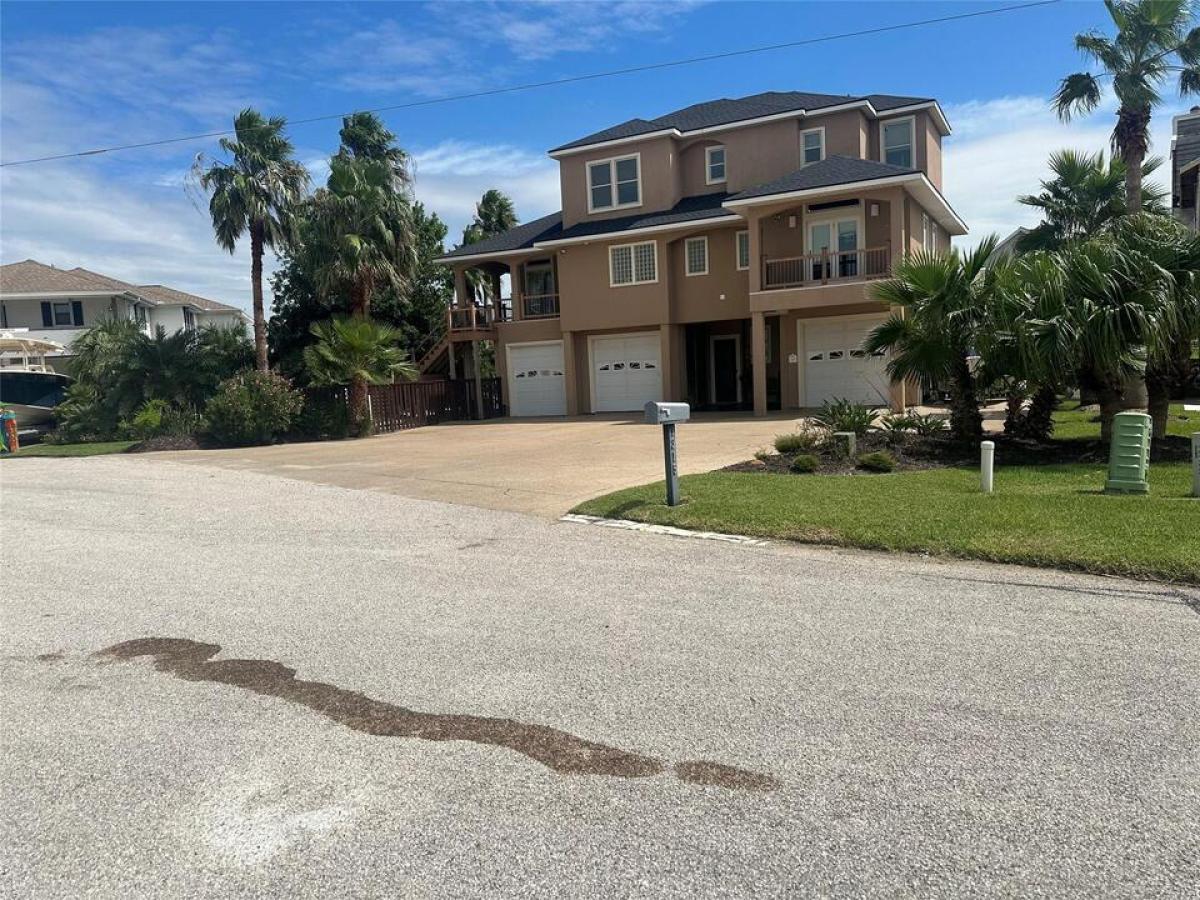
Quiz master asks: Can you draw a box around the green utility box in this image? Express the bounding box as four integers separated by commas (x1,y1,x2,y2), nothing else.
1104,411,1151,494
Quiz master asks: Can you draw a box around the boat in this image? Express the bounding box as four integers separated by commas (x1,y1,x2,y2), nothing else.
0,330,72,428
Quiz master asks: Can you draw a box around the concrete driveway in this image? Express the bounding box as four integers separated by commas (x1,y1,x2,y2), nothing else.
167,412,801,517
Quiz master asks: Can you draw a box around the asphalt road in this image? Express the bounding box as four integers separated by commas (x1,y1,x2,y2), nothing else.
2,457,1197,898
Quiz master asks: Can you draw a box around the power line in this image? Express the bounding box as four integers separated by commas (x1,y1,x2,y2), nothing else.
1,0,1062,168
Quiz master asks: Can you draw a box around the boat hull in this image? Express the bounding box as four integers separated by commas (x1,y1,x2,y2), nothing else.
0,370,71,429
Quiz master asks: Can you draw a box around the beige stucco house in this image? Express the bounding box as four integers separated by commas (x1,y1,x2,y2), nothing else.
433,90,967,416
0,260,247,371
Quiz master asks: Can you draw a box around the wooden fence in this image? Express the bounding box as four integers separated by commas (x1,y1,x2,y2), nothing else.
309,379,504,435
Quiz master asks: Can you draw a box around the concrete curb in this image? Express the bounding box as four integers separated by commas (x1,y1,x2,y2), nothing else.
560,513,770,546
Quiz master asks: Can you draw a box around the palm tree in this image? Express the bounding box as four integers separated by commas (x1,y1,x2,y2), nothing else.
335,112,413,195
1017,149,1168,252
1105,213,1200,437
1053,0,1200,211
865,237,1001,442
462,189,519,305
1021,228,1179,441
307,155,412,319
303,317,417,434
194,109,310,371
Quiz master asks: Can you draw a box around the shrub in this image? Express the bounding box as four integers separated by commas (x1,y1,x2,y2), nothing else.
812,398,876,435
293,390,351,440
790,453,820,473
204,371,303,446
857,450,897,473
876,413,916,433
909,413,948,436
753,447,772,462
774,423,825,454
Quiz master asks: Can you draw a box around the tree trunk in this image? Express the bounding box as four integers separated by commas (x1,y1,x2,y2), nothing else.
1145,361,1172,441
1096,382,1123,445
949,354,982,443
1023,385,1058,442
348,378,370,438
1117,107,1149,214
250,220,268,372
1124,146,1144,214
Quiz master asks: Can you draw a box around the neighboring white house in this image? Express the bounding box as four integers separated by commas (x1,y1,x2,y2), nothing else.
0,259,248,372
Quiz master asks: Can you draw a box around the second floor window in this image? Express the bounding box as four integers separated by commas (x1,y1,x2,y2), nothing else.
609,240,657,286
801,128,824,166
588,154,640,212
183,308,196,331
52,302,73,326
705,146,726,184
685,236,708,276
736,231,750,270
882,118,914,168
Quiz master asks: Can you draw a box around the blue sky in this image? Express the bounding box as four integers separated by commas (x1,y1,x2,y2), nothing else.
2,1,1194,313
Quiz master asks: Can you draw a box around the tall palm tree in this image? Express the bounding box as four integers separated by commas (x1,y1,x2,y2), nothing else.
1053,0,1200,211
305,155,413,430
335,112,413,195
865,237,1001,443
194,109,310,371
304,317,417,434
462,189,519,305
1017,149,1167,252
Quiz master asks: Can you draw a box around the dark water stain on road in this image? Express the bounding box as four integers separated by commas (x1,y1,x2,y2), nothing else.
98,638,778,791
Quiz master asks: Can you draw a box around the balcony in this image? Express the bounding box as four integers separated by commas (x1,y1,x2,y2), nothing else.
762,246,891,291
521,293,560,320
448,304,508,334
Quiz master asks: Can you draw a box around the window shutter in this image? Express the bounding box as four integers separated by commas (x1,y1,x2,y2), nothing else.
71,301,84,326
41,302,53,326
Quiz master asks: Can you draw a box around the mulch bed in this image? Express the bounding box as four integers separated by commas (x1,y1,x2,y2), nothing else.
127,435,203,453
724,430,1194,477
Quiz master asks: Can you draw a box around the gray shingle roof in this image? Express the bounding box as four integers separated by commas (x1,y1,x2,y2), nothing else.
135,284,240,313
437,212,564,260
552,90,936,152
728,156,919,201
0,259,137,294
548,193,736,243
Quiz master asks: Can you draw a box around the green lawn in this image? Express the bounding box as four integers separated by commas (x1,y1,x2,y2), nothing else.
1052,401,1199,440
1,440,136,459
574,463,1199,583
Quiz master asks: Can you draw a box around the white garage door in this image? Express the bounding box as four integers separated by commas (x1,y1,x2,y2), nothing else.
507,342,566,417
802,318,890,407
592,333,662,413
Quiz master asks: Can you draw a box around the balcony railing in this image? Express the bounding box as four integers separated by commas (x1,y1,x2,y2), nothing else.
448,304,508,332
521,293,560,319
762,246,891,290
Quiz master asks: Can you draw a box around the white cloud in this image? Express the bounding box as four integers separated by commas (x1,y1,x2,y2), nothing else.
411,140,560,243
944,91,1187,247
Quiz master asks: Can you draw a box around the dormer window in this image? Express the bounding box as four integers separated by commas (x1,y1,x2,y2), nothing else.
882,117,914,168
705,146,726,184
588,153,641,212
801,128,824,166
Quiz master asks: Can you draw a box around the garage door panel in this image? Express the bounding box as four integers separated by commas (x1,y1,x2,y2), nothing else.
802,318,889,407
592,334,662,412
508,342,566,417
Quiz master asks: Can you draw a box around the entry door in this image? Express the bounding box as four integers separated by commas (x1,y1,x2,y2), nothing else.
710,335,741,404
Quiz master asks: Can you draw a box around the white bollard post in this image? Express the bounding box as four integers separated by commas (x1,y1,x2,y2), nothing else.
981,440,995,494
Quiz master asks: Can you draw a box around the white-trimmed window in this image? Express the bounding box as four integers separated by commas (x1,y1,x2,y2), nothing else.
685,236,708,276
609,240,657,286
588,154,641,212
801,127,825,166
735,230,750,270
882,117,914,168
922,212,940,252
705,145,726,184
183,308,196,331
52,302,73,326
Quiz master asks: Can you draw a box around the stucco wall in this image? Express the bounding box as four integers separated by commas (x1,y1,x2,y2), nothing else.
665,225,750,324
0,294,123,332
559,135,680,229
556,239,670,332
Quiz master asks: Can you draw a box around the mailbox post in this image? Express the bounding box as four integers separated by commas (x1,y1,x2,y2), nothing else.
644,402,690,506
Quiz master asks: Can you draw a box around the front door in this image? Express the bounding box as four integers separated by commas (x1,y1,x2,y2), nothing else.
710,335,741,405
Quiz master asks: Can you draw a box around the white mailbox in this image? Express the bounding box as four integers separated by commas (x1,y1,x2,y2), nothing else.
644,401,690,425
